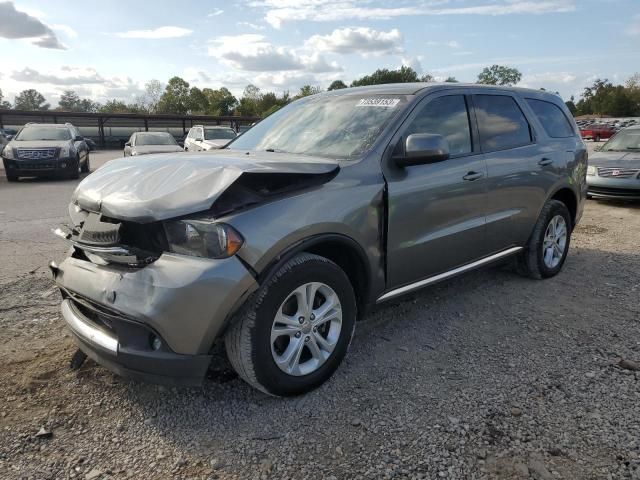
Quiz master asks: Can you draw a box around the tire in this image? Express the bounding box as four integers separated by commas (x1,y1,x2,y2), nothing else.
595,135,601,142
6,174,18,182
516,200,572,279
81,154,90,173
68,156,80,180
225,253,357,396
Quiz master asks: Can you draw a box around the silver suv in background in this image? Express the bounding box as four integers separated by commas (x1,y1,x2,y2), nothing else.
184,125,237,151
2,123,89,181
52,84,587,396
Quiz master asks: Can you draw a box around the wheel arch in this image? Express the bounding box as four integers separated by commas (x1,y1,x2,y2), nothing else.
549,187,578,227
256,234,372,317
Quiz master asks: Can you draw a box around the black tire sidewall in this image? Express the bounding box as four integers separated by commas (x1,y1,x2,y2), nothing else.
251,259,356,396
534,202,572,278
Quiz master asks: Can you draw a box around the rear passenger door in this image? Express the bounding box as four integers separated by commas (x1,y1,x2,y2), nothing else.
384,93,490,289
474,93,561,252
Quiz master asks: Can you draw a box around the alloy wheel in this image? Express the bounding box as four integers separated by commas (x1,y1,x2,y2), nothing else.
270,282,342,376
542,215,567,268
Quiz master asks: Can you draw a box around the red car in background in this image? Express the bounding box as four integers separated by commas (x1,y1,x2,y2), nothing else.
580,124,616,141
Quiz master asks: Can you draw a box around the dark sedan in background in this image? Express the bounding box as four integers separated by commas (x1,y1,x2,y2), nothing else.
587,126,640,199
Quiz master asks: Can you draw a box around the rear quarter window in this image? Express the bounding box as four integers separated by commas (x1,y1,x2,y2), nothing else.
526,99,574,138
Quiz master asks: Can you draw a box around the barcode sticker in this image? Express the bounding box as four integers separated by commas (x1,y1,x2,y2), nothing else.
356,98,400,108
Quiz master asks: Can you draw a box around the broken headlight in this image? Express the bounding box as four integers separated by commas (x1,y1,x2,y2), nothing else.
164,219,243,259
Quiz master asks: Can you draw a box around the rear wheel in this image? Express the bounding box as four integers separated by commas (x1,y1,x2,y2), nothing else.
225,253,357,396
68,156,80,180
517,200,572,279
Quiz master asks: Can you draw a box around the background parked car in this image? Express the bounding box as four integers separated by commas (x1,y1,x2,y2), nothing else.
580,124,617,141
587,126,640,199
184,125,237,151
1,122,89,182
124,132,184,157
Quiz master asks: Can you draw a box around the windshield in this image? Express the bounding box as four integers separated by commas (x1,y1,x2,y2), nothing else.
204,129,236,140
227,94,409,159
15,127,71,141
136,133,177,146
602,129,640,151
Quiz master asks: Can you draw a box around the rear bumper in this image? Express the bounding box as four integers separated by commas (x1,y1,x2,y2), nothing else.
61,298,211,386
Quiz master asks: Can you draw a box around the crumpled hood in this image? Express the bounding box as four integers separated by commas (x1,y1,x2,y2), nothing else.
589,151,640,169
132,145,184,155
71,150,338,222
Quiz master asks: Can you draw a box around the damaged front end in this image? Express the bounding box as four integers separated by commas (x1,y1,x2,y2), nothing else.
51,151,340,385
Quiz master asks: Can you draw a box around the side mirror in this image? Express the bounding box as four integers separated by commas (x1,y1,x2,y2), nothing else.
75,135,84,142
396,133,450,167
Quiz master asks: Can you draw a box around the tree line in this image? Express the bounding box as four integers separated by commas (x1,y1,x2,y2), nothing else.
1,65,639,118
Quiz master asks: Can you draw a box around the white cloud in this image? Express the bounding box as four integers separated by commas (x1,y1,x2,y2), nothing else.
426,40,461,48
0,1,65,49
306,27,403,55
11,66,106,85
208,9,224,17
626,14,640,36
52,24,78,38
237,21,265,30
250,0,576,28
208,34,341,72
116,26,192,39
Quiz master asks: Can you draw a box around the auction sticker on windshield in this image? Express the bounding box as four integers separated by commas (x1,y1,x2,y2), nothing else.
356,98,400,108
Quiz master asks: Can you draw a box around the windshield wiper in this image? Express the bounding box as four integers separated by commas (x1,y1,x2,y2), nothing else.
626,147,640,150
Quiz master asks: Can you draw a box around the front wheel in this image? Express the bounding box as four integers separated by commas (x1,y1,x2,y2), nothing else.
516,200,572,279
81,154,90,173
225,253,357,396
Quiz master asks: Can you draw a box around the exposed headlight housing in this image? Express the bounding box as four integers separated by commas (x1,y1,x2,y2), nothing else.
587,165,597,176
2,145,14,159
164,219,243,259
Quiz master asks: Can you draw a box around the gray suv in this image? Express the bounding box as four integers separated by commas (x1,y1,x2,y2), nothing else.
51,84,587,396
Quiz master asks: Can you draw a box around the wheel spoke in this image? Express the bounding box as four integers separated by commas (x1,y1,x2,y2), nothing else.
275,337,305,375
313,331,335,354
274,312,300,328
271,325,300,343
307,336,325,362
553,243,563,258
544,246,554,266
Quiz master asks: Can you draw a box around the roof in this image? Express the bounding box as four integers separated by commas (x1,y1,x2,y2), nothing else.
24,123,72,127
321,82,564,98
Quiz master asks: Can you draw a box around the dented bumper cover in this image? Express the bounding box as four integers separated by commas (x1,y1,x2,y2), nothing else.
52,253,258,384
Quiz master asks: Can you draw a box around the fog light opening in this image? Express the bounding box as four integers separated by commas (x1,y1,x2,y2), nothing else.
61,163,67,168
150,335,162,351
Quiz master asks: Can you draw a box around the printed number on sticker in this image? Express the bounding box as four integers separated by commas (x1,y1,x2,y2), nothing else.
356,98,400,108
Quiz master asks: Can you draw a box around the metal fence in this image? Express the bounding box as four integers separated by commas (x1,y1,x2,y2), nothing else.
0,109,260,147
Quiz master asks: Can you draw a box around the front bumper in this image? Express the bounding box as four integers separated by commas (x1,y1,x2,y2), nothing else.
3,156,76,176
53,253,258,384
587,177,640,200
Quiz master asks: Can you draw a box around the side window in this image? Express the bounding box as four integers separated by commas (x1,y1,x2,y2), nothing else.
474,95,532,151
405,95,472,156
525,99,574,138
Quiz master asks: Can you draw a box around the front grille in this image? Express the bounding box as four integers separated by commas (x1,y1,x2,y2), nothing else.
597,167,640,179
16,148,58,160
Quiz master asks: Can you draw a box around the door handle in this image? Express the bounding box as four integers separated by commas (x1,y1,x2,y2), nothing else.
463,171,484,181
538,157,553,166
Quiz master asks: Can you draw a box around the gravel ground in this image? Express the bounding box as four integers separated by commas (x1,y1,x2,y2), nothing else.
2,145,640,480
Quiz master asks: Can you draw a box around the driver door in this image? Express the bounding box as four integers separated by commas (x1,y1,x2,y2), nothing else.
383,93,490,289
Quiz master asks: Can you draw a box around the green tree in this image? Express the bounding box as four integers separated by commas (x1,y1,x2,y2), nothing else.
258,91,289,116
0,88,11,109
420,74,435,82
296,85,322,98
202,87,237,115
235,84,262,116
444,76,459,83
136,79,164,113
351,66,420,87
57,90,81,111
187,86,208,114
156,76,191,114
565,96,577,116
327,80,347,91
99,100,141,113
477,65,522,86
14,89,49,111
